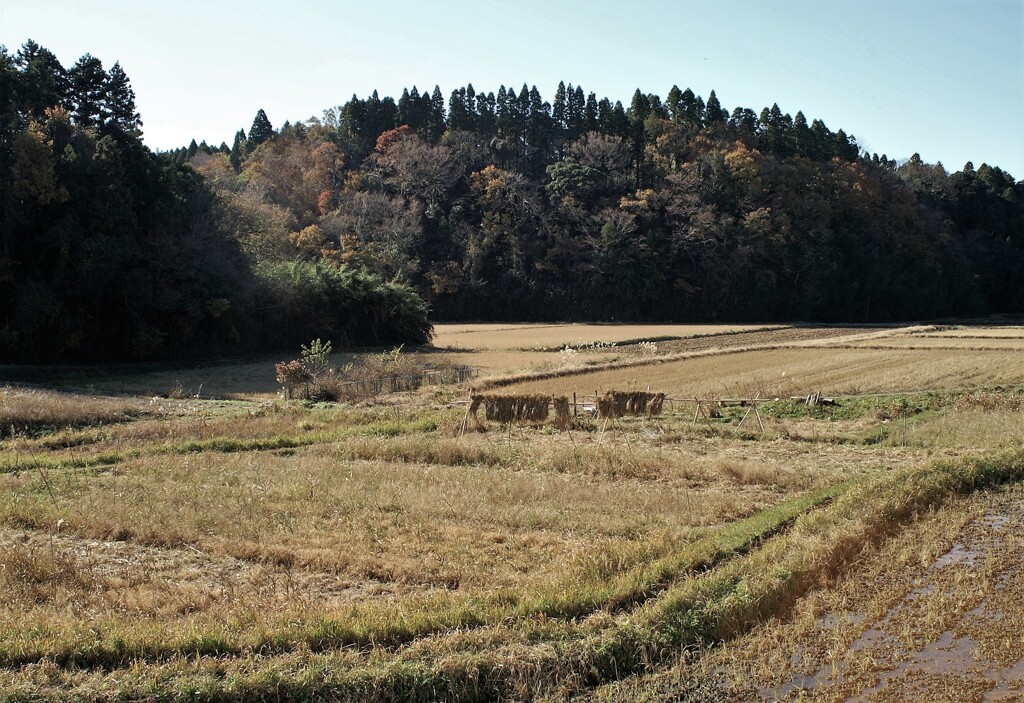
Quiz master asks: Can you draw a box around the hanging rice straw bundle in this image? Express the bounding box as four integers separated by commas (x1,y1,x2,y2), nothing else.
552,396,571,429
648,393,666,416
599,390,667,418
482,394,551,424
626,391,649,414
467,394,485,429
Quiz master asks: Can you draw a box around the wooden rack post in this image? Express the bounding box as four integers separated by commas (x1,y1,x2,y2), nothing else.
736,396,766,432
692,398,712,425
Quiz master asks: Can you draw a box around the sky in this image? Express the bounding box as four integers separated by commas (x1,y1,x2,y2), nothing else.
2,0,1022,177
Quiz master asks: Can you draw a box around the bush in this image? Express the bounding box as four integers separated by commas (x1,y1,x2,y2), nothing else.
258,261,433,349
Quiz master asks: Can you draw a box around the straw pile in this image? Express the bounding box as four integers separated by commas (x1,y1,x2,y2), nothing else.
467,394,485,430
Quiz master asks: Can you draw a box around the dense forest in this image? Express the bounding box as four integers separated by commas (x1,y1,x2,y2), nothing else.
174,80,1023,324
0,42,430,362
3,40,1023,362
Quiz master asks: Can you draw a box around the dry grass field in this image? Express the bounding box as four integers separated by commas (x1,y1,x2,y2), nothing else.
584,484,1024,702
2,321,1024,701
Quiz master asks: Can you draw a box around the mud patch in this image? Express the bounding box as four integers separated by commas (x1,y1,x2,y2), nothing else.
761,486,1024,702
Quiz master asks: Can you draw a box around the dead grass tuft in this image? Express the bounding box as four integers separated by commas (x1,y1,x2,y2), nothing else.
0,387,152,438
0,539,93,602
714,459,781,486
953,388,1024,412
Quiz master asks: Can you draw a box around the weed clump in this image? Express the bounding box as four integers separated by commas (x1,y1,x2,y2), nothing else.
0,540,92,603
277,341,471,402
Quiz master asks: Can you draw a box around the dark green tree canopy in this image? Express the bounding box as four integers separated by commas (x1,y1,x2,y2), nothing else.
6,43,1022,363
103,61,141,133
248,108,274,148
68,53,106,127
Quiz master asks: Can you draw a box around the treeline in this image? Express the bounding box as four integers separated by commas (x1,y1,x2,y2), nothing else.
5,40,1022,365
174,79,1023,324
0,41,431,363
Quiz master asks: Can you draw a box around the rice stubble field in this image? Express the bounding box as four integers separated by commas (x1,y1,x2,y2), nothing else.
2,322,1024,701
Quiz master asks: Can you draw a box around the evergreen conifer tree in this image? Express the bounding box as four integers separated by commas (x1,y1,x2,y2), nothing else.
229,129,246,171
705,90,725,123
552,81,567,130
69,53,106,127
666,85,682,123
248,108,274,149
15,40,69,118
102,62,141,133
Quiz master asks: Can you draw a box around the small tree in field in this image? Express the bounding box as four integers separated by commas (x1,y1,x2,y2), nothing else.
275,360,312,400
300,338,332,376
276,338,334,400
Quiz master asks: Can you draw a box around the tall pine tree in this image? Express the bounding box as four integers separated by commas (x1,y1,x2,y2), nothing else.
102,62,141,134
248,108,274,149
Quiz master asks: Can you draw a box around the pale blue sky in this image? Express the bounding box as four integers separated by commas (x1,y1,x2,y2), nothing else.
2,0,1021,177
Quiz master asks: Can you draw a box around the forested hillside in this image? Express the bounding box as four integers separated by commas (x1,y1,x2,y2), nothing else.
3,40,1022,362
0,42,431,363
175,81,1024,324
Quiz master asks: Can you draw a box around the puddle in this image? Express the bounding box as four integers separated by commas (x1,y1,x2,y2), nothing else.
933,542,982,567
930,513,1013,569
984,659,1024,701
842,633,981,702
912,631,979,675
770,672,823,697
982,514,1010,530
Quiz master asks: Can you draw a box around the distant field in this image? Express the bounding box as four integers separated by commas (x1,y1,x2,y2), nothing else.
498,346,1024,399
0,325,775,400
432,323,777,350
917,325,1024,338
849,336,1024,350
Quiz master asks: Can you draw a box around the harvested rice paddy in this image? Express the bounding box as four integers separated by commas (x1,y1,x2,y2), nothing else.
432,322,777,350
2,320,1024,701
499,346,1024,399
